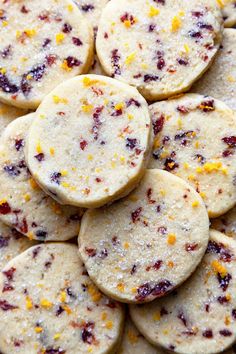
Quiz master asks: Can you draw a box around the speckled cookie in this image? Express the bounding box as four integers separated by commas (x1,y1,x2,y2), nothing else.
0,0,93,109
0,221,36,270
130,230,236,354
96,0,223,101
211,206,236,239
218,0,236,27
0,113,83,241
79,169,209,303
148,94,236,218
192,29,236,111
27,75,151,208
117,315,165,354
0,102,27,135
74,0,109,34
0,243,124,354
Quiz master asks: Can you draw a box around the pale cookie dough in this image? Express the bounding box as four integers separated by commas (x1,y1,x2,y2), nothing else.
74,0,109,33
0,243,124,354
0,221,36,270
117,316,165,354
0,102,27,135
130,230,236,354
148,94,236,218
27,75,151,208
219,0,236,27
192,29,236,111
0,113,83,241
96,0,223,101
211,206,236,239
79,169,209,303
0,0,93,109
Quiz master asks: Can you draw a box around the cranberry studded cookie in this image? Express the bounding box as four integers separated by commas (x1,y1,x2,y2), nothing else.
211,206,236,240
117,315,165,354
0,113,83,241
96,0,223,101
0,221,36,270
79,169,209,303
130,230,236,354
0,102,27,135
193,29,236,111
27,75,151,208
148,94,236,218
0,0,93,109
0,243,124,354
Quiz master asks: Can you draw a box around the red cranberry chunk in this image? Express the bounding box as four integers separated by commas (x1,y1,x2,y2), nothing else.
81,4,95,12
0,300,18,311
153,114,165,135
0,201,11,215
202,329,213,338
3,267,16,281
222,136,236,148
131,207,142,223
62,23,72,33
72,37,83,46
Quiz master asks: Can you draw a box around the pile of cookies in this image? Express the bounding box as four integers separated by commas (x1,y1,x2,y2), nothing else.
0,0,235,353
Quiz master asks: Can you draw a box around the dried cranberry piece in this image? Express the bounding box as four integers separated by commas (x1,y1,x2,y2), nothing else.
62,23,72,33
153,115,165,135
164,157,179,171
217,273,232,291
15,139,24,151
64,56,81,68
4,164,21,177
72,37,83,46
99,248,108,259
3,267,16,281
149,24,156,32
222,149,233,158
1,45,12,58
56,305,65,316
136,283,152,301
0,201,11,215
85,248,97,257
30,64,46,81
177,105,189,114
131,264,137,275
177,58,188,65
157,58,165,70
197,22,213,31
126,98,141,108
178,311,188,327
50,172,61,185
144,74,159,83
202,329,213,338
185,243,198,252
34,153,45,162
146,260,162,271
217,296,230,304
32,246,42,259
45,348,65,354
111,49,121,76
120,13,136,25
147,188,155,204
189,30,202,39
42,38,51,48
35,230,47,241
192,11,204,18
21,5,29,13
0,72,18,94
222,136,236,148
126,138,138,150
81,4,95,12
81,322,96,344
46,55,57,66
131,207,142,223
80,139,88,151
219,329,232,337
92,106,104,140
154,0,165,4
152,280,172,296
206,240,233,262
232,309,236,320
0,300,18,311
0,236,9,248
198,99,215,112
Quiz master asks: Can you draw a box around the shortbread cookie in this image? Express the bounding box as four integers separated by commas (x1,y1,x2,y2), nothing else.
79,169,209,303
148,94,236,218
27,75,151,208
96,0,223,101
0,113,83,241
117,316,164,354
75,0,109,33
0,102,27,135
0,221,36,270
0,243,124,354
130,230,236,354
211,207,236,240
192,29,236,111
0,0,93,109
220,0,236,27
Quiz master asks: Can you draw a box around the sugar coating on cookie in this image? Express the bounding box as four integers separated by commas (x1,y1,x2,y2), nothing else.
219,0,236,27
74,0,109,33
117,316,164,354
211,206,236,240
192,29,236,111
0,221,36,270
0,113,83,241
148,94,236,218
130,230,236,354
0,102,27,135
79,169,209,303
96,0,223,101
0,243,124,354
27,75,151,208
0,0,93,109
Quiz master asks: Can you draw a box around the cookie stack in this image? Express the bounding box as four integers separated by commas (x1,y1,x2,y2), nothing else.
0,1,235,353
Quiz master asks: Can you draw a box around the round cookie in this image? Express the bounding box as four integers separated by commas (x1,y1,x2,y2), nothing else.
117,315,165,354
96,0,223,101
130,230,236,354
0,0,93,109
220,0,236,27
211,207,236,240
74,0,109,33
0,221,36,270
0,243,124,354
79,169,209,303
192,29,236,111
0,102,27,135
148,94,236,218
0,113,83,241
27,75,151,208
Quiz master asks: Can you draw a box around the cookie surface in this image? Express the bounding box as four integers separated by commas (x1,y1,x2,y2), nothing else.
27,75,151,208
79,169,209,303
0,243,124,354
0,221,36,270
0,0,93,109
148,94,236,218
211,206,236,240
117,316,164,354
192,29,236,111
220,0,236,27
75,0,109,33
0,113,83,241
0,102,27,135
96,0,222,101
130,230,236,354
